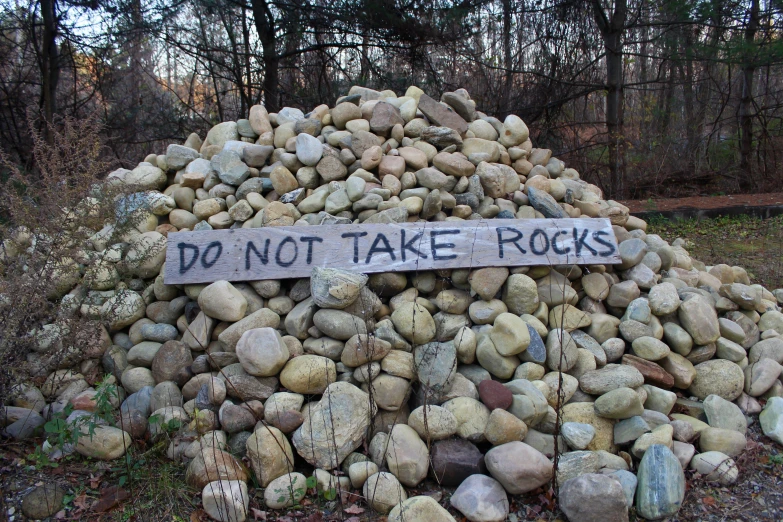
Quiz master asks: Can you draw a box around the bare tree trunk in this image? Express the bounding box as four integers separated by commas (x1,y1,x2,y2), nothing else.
502,0,513,116
739,0,759,190
242,7,253,110
360,35,370,84
129,0,143,133
40,0,59,126
680,26,695,167
242,7,255,108
592,0,628,198
639,10,648,140
250,0,280,112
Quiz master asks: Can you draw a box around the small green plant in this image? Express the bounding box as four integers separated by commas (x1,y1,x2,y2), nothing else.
62,486,85,508
112,452,146,487
92,375,119,424
26,445,58,469
644,197,658,211
31,376,124,466
147,414,183,434
770,454,783,466
321,487,338,501
43,404,79,448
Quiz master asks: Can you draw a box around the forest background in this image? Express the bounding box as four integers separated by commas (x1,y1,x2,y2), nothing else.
2,0,783,199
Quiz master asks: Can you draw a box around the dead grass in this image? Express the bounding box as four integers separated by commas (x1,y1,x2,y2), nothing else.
647,214,783,289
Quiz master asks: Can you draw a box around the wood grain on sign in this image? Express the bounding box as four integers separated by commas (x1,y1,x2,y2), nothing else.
164,218,621,284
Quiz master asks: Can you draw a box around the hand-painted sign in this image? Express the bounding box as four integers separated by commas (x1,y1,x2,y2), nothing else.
164,218,620,284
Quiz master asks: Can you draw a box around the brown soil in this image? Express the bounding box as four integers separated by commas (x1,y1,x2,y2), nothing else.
620,193,783,213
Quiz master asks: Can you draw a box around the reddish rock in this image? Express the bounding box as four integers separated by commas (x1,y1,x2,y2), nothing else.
479,379,513,410
370,102,404,136
622,354,675,388
155,224,178,237
430,439,485,487
70,389,98,412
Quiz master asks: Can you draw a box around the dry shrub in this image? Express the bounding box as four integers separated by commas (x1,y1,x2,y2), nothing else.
0,113,128,401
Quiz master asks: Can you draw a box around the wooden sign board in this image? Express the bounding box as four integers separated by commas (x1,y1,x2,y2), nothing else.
164,218,621,284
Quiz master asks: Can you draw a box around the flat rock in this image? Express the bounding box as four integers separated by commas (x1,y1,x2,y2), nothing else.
621,354,674,388
579,364,644,395
417,93,468,134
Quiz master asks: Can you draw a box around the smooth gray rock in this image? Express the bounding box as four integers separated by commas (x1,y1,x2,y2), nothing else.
211,150,249,186
610,469,638,508
521,324,547,364
415,341,458,392
527,186,568,218
704,394,747,434
140,323,178,343
561,422,596,450
614,416,651,445
166,144,199,170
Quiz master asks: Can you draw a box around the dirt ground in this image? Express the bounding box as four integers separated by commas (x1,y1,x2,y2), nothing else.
620,193,783,213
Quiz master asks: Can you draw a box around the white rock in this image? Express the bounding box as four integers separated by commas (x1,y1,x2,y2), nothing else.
202,480,249,522
295,133,323,166
760,396,783,444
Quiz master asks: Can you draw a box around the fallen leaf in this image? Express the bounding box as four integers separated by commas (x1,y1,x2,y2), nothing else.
73,492,89,511
92,486,129,513
190,509,210,522
702,496,716,507
250,507,267,520
89,474,103,489
344,504,364,514
341,490,361,504
344,518,361,522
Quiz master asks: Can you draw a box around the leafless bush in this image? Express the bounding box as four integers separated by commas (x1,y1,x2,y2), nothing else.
0,112,132,402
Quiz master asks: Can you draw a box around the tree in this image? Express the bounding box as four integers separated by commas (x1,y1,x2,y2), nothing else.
739,0,759,189
592,0,628,197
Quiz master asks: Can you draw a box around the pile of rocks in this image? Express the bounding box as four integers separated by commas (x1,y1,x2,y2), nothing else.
3,84,783,522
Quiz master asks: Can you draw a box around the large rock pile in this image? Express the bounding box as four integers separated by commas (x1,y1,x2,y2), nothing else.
3,85,783,522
